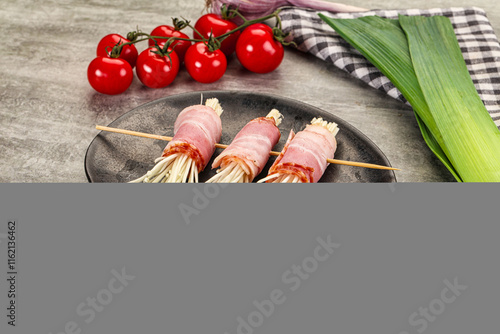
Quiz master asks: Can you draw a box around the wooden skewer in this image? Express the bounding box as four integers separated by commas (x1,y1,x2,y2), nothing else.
95,125,401,171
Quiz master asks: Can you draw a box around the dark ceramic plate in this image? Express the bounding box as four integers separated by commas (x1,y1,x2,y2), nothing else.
85,91,396,183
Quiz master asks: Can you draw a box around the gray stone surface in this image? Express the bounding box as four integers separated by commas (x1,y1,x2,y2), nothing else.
1,0,498,182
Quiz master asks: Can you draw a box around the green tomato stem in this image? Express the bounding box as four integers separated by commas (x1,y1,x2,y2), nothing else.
215,9,282,41
109,8,286,57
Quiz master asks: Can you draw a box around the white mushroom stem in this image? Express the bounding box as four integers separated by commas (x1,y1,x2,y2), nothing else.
205,97,224,117
206,161,248,183
311,117,339,136
256,173,302,183
129,153,178,183
267,108,283,126
129,98,222,183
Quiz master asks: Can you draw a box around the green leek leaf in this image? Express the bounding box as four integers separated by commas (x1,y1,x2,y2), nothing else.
319,13,500,182
400,14,500,182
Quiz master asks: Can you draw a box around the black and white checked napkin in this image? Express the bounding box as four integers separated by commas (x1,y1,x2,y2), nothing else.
279,6,500,128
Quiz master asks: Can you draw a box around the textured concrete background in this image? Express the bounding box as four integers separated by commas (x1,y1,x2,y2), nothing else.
1,0,499,182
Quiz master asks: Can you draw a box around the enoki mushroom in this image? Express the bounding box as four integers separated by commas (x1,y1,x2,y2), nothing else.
257,117,339,183
129,98,223,183
206,109,283,183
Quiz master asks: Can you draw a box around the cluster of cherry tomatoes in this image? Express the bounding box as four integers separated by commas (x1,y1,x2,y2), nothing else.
87,10,286,95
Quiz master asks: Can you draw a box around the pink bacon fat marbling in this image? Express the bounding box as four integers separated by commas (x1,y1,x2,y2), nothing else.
269,123,337,183
212,116,281,180
162,104,222,171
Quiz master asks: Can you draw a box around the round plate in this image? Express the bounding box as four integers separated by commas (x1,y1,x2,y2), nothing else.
85,90,396,183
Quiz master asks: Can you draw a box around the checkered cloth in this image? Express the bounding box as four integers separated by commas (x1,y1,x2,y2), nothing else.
279,6,500,128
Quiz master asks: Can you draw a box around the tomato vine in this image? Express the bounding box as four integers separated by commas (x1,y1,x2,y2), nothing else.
88,5,294,94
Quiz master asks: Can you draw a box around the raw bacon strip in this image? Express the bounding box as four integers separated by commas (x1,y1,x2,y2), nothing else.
257,118,339,183
129,98,223,183
206,109,283,183
165,102,222,171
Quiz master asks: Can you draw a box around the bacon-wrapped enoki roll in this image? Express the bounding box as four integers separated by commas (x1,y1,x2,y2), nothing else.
257,118,339,183
206,109,283,183
130,98,223,183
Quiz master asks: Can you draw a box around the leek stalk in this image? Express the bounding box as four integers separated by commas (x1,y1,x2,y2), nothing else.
319,14,500,182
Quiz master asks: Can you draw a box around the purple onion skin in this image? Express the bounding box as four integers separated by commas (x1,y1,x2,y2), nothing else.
207,0,368,24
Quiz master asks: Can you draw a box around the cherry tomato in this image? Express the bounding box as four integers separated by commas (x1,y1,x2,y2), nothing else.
194,14,240,57
87,57,133,95
96,34,138,68
148,25,191,63
236,23,284,74
135,47,180,89
184,42,227,83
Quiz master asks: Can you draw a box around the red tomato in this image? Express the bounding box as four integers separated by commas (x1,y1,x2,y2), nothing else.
87,57,133,95
148,25,191,63
135,48,180,89
96,34,138,68
194,14,240,57
184,42,227,83
236,23,284,74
